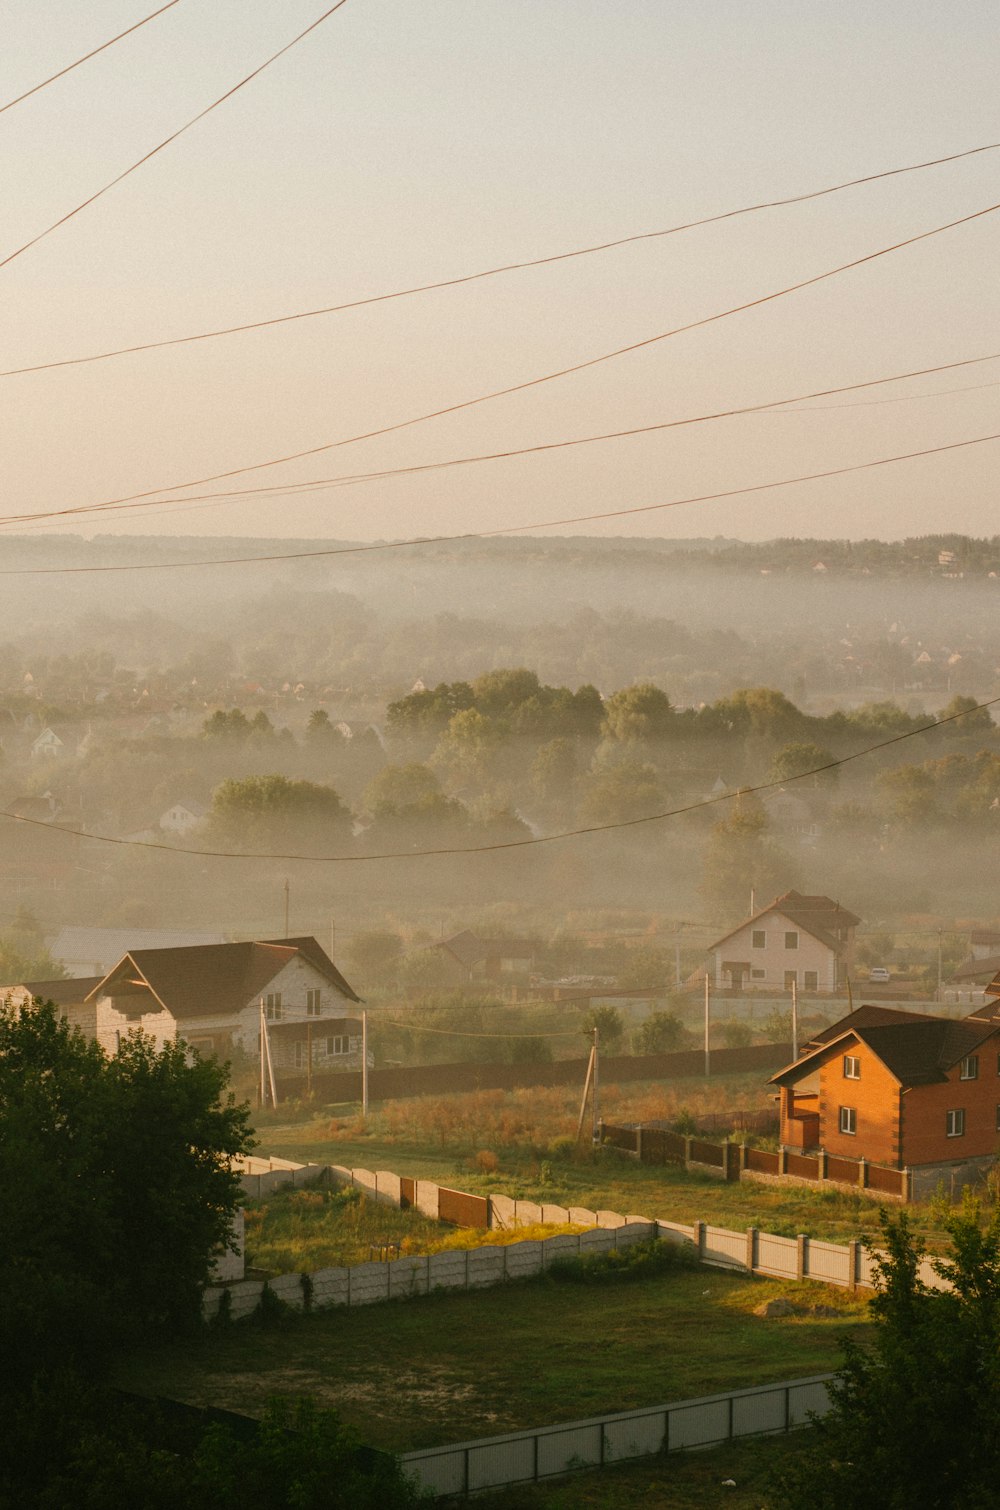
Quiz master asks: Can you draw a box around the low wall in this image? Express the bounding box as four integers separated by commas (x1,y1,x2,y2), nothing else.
400,1374,835,1497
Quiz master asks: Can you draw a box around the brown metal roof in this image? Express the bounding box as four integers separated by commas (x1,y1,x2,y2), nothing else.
10,976,103,1005
86,936,360,1018
709,890,860,954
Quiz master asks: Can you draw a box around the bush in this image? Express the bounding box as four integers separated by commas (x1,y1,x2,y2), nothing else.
474,1149,500,1173
548,1237,698,1285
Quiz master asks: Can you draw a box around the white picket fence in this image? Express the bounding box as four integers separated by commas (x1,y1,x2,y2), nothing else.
400,1374,836,1497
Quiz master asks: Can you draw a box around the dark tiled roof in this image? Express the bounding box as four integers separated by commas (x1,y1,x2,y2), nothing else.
87,936,360,1018
773,1009,999,1089
19,976,103,1005
435,931,536,970
804,1004,930,1049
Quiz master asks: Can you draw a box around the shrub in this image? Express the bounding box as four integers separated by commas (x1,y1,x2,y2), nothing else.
548,1237,698,1285
474,1149,499,1173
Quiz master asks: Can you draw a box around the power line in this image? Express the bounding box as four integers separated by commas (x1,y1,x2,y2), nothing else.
10,192,1000,533
3,139,999,379
2,693,996,864
4,349,999,537
0,428,996,574
0,0,185,117
0,1,351,274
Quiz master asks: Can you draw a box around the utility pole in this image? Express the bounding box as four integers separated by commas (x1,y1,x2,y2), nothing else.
259,999,266,1108
674,939,682,992
704,972,711,1077
282,878,290,937
362,1007,369,1119
791,976,799,1060
937,930,943,1003
306,1020,313,1097
591,1025,600,1142
330,917,336,959
576,1039,596,1142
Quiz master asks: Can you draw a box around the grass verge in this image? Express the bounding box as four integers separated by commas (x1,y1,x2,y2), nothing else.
116,1265,865,1452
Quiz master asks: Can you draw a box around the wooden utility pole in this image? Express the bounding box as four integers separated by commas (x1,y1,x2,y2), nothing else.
591,1025,600,1142
576,1042,596,1141
306,1020,313,1096
791,976,799,1061
283,878,290,937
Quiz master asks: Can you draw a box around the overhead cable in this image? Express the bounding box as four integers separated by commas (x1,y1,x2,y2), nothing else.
2,694,996,863
0,0,185,117
5,348,998,536
0,0,351,273
0,429,996,573
3,139,999,378
6,192,996,530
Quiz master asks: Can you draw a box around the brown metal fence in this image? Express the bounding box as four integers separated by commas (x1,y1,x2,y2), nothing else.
825,1156,860,1184
641,1128,687,1162
786,1153,820,1180
688,1138,726,1168
602,1124,639,1153
437,1185,490,1227
866,1163,906,1197
745,1146,781,1175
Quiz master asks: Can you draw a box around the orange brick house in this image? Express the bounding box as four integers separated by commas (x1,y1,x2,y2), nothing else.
770,1004,1000,1176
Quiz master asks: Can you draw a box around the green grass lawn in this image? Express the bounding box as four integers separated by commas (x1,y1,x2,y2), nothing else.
474,1429,816,1509
117,1266,865,1453
252,1115,949,1248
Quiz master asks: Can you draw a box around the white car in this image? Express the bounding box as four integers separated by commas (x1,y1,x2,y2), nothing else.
869,967,890,983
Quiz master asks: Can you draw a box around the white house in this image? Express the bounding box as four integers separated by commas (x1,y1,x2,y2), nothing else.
708,890,859,993
80,936,363,1068
159,799,208,835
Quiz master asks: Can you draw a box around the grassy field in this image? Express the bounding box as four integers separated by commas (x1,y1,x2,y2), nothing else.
476,1430,816,1509
252,1110,951,1248
118,1265,866,1453
244,1184,586,1272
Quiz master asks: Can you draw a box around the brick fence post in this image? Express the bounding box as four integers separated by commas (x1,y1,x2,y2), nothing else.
848,1239,859,1293
817,1148,828,1182
902,1167,912,1202
693,1220,706,1260
779,1145,788,1175
746,1227,757,1273
858,1157,868,1190
684,1135,693,1172
797,1233,807,1280
635,1126,643,1162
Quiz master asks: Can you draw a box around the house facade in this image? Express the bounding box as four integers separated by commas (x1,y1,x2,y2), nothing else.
709,890,859,993
81,936,363,1069
771,1004,1000,1172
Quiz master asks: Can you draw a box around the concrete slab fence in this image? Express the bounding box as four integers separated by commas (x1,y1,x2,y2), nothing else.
400,1374,836,1498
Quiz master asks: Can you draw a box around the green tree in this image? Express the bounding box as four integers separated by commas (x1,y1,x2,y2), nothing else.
0,1000,253,1380
578,758,664,825
937,693,996,739
581,1004,625,1053
769,741,837,786
700,804,794,917
635,1012,685,1053
345,930,404,984
774,1202,1000,1509
208,774,351,851
601,683,673,743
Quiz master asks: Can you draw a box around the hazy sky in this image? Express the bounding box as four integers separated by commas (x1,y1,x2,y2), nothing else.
2,1,998,546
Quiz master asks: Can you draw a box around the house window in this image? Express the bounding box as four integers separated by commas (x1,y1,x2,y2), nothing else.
960,1055,979,1081
752,930,766,949
326,1035,348,1056
306,988,321,1016
785,932,799,950
946,1109,965,1138
784,970,797,989
751,968,765,979
804,971,818,991
839,1106,857,1136
843,1055,861,1080
265,993,282,1020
